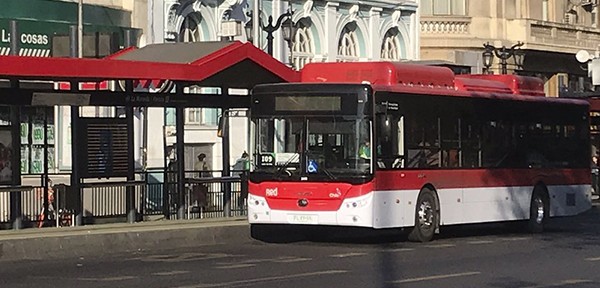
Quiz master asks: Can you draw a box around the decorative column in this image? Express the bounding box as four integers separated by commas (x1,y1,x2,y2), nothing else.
369,7,382,60
324,2,339,62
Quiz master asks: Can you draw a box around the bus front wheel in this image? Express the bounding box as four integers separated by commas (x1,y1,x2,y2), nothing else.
408,188,438,242
528,187,549,233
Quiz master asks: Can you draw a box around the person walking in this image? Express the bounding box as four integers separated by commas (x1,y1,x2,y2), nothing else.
37,178,55,228
233,152,250,211
193,153,210,209
194,153,210,177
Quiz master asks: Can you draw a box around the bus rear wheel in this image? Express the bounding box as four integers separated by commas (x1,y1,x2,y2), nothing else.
408,188,438,242
528,188,548,233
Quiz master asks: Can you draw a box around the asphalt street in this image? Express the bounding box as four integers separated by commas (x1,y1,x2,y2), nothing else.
1,204,600,288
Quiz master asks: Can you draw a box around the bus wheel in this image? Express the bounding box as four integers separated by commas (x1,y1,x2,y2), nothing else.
408,188,438,242
528,188,548,233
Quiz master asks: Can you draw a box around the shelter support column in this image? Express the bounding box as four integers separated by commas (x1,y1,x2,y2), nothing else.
222,110,231,217
126,81,136,223
176,105,185,220
9,21,22,229
10,106,22,229
70,105,83,226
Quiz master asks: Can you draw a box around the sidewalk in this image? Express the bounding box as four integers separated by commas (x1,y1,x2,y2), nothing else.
0,217,250,262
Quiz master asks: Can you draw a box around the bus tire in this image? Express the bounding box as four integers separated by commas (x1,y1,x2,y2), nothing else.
408,188,438,242
528,187,548,233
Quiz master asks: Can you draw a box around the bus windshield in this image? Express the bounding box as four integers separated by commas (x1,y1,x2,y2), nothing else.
252,116,372,181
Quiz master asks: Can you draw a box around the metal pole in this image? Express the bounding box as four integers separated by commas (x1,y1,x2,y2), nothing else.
501,49,508,75
175,105,185,220
9,20,18,56
221,110,231,217
266,32,274,56
70,26,83,226
126,82,136,222
9,20,22,230
78,0,83,58
10,107,22,230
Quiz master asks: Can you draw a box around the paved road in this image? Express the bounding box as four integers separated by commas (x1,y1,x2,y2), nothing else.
1,206,599,288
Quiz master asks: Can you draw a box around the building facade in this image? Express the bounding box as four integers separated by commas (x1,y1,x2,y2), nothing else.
145,0,420,173
419,0,600,96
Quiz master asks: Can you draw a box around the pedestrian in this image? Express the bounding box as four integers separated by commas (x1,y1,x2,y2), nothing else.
592,155,599,195
193,153,210,209
37,178,55,228
233,152,250,211
194,153,210,178
232,152,249,176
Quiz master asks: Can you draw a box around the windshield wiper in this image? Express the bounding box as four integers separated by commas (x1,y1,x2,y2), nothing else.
275,153,299,179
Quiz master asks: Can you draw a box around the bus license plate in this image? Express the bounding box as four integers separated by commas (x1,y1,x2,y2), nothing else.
287,214,318,224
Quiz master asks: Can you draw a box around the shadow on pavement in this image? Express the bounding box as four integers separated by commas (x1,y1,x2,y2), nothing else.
250,205,600,244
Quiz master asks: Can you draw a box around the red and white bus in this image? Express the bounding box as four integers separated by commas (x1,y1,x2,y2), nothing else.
247,62,592,242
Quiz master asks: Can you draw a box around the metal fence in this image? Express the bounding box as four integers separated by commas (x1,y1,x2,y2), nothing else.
0,170,247,229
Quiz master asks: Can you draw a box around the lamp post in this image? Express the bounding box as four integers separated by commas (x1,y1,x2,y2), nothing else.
245,9,295,56
482,41,525,74
78,0,83,58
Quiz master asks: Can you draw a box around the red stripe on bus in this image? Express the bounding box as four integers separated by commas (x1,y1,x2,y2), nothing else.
249,169,589,211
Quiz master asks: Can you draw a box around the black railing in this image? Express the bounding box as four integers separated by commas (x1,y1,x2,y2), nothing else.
0,169,248,229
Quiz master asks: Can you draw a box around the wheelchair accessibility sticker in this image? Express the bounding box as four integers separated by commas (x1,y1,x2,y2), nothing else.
307,160,318,173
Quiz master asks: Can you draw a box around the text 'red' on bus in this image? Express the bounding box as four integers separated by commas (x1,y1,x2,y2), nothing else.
247,62,592,242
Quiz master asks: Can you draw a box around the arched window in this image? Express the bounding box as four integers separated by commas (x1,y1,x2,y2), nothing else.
179,12,218,125
292,20,314,70
381,28,401,61
338,23,359,62
179,13,202,42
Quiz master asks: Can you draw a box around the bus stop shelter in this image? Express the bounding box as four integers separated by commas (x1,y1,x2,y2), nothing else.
0,40,299,228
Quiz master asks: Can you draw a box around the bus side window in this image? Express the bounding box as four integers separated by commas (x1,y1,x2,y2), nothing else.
394,116,405,168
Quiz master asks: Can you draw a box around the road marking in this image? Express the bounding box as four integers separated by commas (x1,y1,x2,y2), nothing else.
387,248,415,252
500,237,530,241
152,271,189,276
468,240,494,244
585,256,600,261
273,257,311,263
390,271,481,284
330,252,367,258
424,243,456,248
174,270,347,288
141,253,232,263
523,279,593,288
78,276,137,281
216,264,256,269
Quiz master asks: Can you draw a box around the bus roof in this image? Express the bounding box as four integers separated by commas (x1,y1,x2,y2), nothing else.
300,61,553,99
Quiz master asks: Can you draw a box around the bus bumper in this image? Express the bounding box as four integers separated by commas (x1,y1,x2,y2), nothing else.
247,193,374,228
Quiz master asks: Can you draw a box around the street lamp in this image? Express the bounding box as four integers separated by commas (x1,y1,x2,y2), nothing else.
482,41,525,74
245,9,295,56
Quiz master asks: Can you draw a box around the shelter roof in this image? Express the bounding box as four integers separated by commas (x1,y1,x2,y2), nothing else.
0,41,299,89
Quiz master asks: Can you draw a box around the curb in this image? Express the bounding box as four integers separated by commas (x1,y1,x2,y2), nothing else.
0,219,250,261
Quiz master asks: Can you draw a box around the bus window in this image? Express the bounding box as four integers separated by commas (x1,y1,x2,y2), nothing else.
375,114,405,169
406,115,440,168
395,116,405,168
